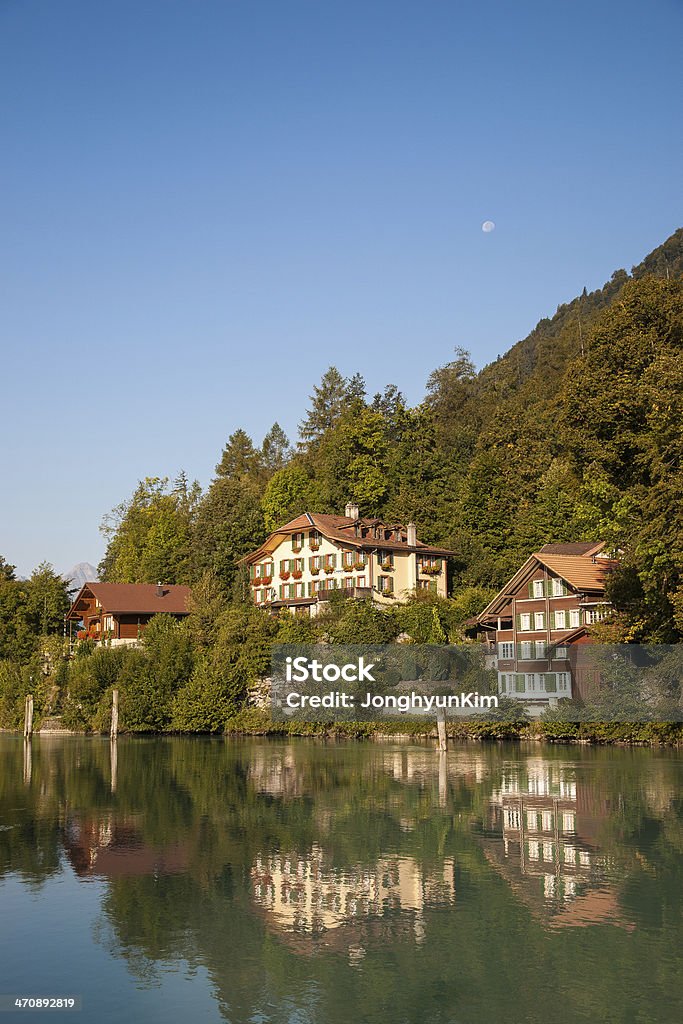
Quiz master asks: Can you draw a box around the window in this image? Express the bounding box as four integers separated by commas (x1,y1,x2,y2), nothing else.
551,578,567,597
532,579,544,598
554,646,568,659
504,807,521,829
562,812,575,832
542,810,553,832
528,840,540,861
535,640,547,658
342,550,355,568
519,613,531,631
499,642,514,659
557,672,570,692
584,605,609,624
323,553,337,569
554,609,567,629
377,576,394,594
104,615,114,633
518,641,533,660
309,530,321,547
356,576,366,588
542,674,557,693
534,612,545,630
569,609,580,628
377,550,394,568
543,842,554,862
292,533,305,552
309,555,321,571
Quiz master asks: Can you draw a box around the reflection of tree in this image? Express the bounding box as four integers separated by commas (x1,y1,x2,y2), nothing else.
2,737,683,1022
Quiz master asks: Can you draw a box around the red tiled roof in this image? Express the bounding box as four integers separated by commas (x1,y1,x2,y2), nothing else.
244,511,453,562
67,582,192,619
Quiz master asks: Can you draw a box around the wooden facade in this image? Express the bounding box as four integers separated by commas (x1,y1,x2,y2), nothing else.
477,543,616,707
66,583,192,644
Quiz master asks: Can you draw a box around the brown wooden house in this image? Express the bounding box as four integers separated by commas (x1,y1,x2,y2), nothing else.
476,542,616,708
66,582,192,645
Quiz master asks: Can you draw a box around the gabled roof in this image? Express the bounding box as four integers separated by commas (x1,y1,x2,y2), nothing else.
66,582,192,620
243,512,453,563
477,543,615,621
538,542,606,557
534,554,615,592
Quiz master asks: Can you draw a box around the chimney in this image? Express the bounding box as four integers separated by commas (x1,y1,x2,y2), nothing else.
344,502,360,520
407,522,417,547
156,582,164,598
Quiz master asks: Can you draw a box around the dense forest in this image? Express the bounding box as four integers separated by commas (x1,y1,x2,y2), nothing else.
1,228,682,732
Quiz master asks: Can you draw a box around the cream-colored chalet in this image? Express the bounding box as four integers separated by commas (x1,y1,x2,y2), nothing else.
243,503,451,615
66,582,192,645
477,543,616,707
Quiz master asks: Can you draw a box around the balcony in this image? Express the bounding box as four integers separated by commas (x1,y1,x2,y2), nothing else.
316,586,373,602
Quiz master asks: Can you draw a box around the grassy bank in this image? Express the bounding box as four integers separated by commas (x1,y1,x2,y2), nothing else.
224,709,683,746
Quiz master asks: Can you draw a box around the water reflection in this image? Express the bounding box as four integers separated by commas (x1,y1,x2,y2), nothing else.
1,737,683,1024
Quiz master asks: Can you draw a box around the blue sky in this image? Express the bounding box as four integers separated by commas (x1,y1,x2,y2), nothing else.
1,0,681,577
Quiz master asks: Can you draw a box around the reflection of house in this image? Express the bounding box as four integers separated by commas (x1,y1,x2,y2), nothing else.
242,503,451,615
479,759,631,929
251,846,455,946
66,582,192,645
63,815,190,877
476,543,616,708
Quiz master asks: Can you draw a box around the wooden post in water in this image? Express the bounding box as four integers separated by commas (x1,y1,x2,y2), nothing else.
23,737,32,785
110,689,119,740
23,694,34,739
110,735,118,793
436,708,447,751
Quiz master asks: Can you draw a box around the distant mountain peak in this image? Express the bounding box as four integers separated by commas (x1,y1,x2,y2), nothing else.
62,562,98,595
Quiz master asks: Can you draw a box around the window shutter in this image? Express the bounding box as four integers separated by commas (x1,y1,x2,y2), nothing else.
545,580,553,597
516,614,521,631
527,582,533,598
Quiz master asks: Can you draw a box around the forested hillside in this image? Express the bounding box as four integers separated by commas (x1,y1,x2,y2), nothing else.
95,228,683,642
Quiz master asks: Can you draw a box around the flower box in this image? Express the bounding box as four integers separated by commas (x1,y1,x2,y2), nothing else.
309,543,320,552
380,561,394,571
324,567,334,575
292,570,303,580
311,568,320,576
280,571,291,581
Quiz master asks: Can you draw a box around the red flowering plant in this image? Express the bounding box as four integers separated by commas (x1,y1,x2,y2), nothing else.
292,570,303,580
279,571,291,581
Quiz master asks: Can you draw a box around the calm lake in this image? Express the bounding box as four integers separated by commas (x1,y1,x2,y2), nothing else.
1,736,682,1024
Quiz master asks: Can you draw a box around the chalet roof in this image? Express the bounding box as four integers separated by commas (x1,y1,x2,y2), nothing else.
477,544,615,621
534,554,615,592
243,511,453,562
66,582,192,620
538,542,605,556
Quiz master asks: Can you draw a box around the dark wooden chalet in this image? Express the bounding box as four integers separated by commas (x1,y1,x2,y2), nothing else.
477,543,616,706
66,582,192,643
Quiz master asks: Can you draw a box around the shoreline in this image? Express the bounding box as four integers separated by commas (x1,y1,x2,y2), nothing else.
3,714,683,747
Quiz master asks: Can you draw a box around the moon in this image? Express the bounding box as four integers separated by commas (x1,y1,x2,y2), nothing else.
482,220,496,233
